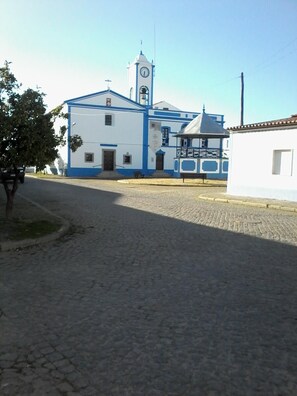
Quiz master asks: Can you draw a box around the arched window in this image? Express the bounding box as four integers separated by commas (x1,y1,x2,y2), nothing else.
139,86,149,105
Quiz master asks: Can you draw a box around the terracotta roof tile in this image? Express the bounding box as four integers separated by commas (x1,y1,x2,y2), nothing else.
228,114,297,131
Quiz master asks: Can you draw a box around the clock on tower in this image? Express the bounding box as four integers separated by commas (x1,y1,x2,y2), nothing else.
128,51,154,106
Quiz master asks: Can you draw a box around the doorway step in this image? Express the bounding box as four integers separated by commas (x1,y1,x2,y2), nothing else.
151,171,172,178
96,171,126,179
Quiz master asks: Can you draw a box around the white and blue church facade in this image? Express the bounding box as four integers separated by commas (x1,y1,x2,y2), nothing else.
64,51,228,179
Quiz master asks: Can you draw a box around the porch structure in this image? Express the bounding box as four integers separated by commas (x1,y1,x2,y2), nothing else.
174,110,229,180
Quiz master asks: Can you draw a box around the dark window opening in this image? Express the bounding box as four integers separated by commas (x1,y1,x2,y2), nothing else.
139,86,149,105
162,127,170,146
85,153,94,162
181,138,191,148
105,114,112,126
201,138,208,148
123,154,132,164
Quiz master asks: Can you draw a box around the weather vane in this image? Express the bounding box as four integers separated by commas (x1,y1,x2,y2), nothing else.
105,79,112,90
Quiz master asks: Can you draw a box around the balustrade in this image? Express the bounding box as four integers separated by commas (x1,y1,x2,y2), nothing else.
176,147,229,159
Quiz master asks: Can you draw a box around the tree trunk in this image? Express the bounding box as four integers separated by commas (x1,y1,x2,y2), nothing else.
3,178,18,218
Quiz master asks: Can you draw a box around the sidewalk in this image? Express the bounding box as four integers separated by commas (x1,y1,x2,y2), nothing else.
120,178,297,212
198,191,297,212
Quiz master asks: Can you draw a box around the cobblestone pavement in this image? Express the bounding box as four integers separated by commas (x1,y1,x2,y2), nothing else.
1,178,297,395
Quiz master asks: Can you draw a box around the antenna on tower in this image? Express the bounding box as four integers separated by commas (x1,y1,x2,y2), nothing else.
153,23,156,65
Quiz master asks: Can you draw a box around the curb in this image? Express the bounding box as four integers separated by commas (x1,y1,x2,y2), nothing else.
198,194,297,213
0,194,70,252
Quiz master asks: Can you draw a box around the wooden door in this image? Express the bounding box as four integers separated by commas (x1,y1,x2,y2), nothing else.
103,150,115,171
156,153,164,171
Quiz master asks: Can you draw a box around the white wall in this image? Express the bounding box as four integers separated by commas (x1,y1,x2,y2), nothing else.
70,106,144,169
227,128,297,201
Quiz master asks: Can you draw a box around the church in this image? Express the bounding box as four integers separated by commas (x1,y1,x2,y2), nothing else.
64,51,229,179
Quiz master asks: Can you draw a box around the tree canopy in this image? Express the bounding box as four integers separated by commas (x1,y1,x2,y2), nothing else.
0,61,82,216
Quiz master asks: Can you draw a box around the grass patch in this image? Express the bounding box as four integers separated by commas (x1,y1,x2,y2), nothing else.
6,219,61,241
32,172,65,179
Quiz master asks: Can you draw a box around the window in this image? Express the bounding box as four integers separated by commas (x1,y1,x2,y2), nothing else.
272,149,293,176
161,127,170,146
201,138,208,148
139,86,149,105
123,154,132,164
85,153,94,163
181,138,191,148
105,114,112,126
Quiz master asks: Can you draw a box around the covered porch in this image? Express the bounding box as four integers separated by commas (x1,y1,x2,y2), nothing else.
174,110,229,180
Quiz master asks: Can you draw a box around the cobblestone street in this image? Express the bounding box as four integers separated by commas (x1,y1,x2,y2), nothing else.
1,178,297,395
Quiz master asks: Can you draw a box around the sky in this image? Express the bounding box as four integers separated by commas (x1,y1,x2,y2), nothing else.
1,0,297,127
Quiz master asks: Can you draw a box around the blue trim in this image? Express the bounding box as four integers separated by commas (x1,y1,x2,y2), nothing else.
158,145,177,149
149,110,223,120
100,144,118,147
222,160,229,172
150,64,155,106
67,105,71,175
135,63,139,102
67,102,145,113
142,112,149,172
149,115,197,122
67,167,100,177
154,111,181,117
219,139,223,173
65,89,145,109
66,167,175,178
201,160,218,172
181,160,196,171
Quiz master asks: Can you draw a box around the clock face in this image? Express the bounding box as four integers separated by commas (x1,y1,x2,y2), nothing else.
140,66,150,78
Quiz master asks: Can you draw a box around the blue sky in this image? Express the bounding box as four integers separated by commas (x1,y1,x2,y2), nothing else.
1,0,297,127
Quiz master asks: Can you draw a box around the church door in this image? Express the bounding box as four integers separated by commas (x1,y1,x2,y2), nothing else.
156,153,164,171
103,150,115,171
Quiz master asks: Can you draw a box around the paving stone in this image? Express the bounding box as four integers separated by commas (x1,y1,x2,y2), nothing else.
0,353,18,361
57,381,74,392
1,179,297,395
46,351,64,363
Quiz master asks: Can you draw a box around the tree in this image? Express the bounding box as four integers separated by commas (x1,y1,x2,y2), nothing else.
0,61,82,217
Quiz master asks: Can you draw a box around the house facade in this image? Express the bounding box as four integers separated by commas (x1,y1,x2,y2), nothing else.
65,51,226,178
227,114,297,201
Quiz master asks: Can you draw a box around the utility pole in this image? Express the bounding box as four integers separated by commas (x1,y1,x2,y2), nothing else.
240,72,244,126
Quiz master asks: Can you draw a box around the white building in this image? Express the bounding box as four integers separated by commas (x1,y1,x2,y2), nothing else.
65,51,227,178
227,114,297,201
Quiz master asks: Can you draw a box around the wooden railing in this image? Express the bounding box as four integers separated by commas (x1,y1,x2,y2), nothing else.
176,148,229,159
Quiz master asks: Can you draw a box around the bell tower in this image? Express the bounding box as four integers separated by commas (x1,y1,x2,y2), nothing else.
128,51,154,106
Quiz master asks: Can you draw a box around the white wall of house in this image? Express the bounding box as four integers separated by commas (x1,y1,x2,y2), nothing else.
227,128,297,201
69,105,144,172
